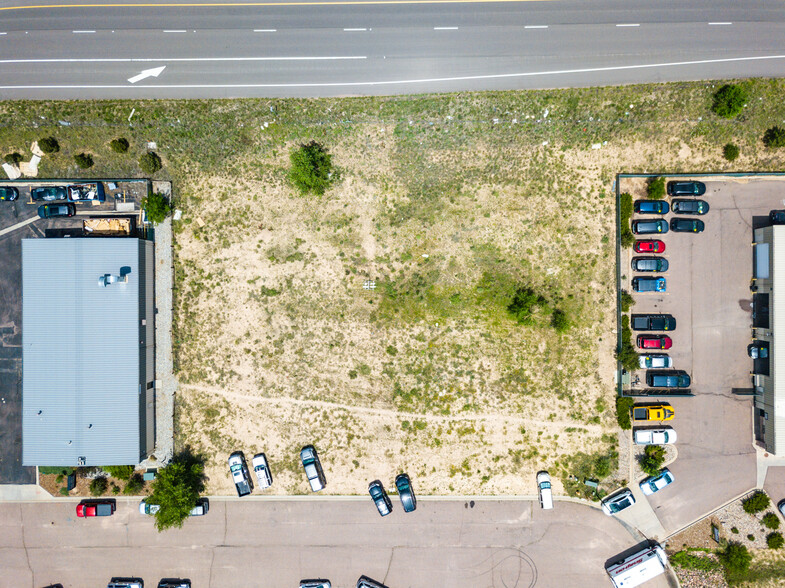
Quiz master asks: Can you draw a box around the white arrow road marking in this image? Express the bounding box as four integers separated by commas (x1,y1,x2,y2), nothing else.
127,65,166,84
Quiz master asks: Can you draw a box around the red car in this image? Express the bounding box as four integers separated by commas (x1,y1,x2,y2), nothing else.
76,500,115,517
634,240,665,254
637,335,672,350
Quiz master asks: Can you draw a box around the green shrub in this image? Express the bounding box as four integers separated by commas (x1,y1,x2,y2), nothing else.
763,126,785,148
616,314,639,373
670,550,721,571
507,287,547,325
551,309,569,332
743,490,771,514
711,84,747,118
55,474,64,484
39,466,74,476
719,542,752,574
74,153,94,168
723,143,740,161
139,151,163,174
620,291,635,313
615,396,634,430
103,465,134,480
289,140,335,196
111,484,121,495
647,177,666,200
619,192,635,247
4,152,23,165
89,476,108,496
110,138,130,153
141,192,172,224
748,534,756,541
731,527,739,534
640,445,666,475
763,512,780,530
123,473,145,495
767,532,784,549
38,137,59,154
59,487,70,496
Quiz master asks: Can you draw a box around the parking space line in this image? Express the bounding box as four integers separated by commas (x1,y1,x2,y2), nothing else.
525,25,548,29
708,22,732,26
434,26,458,30
72,30,95,33
616,23,640,27
253,29,276,32
0,215,38,238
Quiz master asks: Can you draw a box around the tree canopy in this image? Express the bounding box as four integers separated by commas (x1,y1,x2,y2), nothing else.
147,449,206,531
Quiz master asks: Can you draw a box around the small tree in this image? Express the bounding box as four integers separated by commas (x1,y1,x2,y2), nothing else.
141,192,172,224
743,490,771,514
110,138,130,153
719,542,752,574
4,152,23,165
620,291,635,312
768,532,785,549
103,465,134,480
123,473,145,495
38,137,60,154
723,143,740,162
640,445,666,475
711,84,747,118
507,287,547,325
74,153,94,169
139,151,163,174
289,140,335,196
615,396,634,430
620,192,635,247
762,512,780,530
147,448,206,531
647,177,666,200
763,126,785,148
90,476,108,496
551,309,569,332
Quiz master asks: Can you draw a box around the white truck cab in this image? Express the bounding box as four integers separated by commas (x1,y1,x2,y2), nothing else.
606,545,668,588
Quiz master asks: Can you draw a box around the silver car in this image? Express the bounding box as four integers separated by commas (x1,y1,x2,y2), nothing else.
601,489,636,516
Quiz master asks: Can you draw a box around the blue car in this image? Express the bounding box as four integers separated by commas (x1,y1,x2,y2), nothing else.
634,200,669,214
632,276,666,293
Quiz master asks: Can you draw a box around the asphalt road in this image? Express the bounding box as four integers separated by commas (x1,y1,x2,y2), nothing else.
0,0,783,97
0,497,673,588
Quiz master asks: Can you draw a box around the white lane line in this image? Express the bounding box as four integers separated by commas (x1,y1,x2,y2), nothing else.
0,32,6,35
616,23,640,27
3,54,785,90
253,29,276,32
708,22,732,25
72,30,95,34
163,29,187,33
434,26,458,30
0,56,366,63
343,28,367,31
525,25,548,29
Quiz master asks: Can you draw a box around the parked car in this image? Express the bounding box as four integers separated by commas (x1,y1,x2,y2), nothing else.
228,451,253,497
301,445,326,492
749,343,769,359
667,180,706,196
638,354,673,369
0,186,19,201
31,186,67,201
770,210,785,225
632,219,668,235
138,499,160,515
778,500,785,520
671,199,709,215
646,370,691,388
670,218,705,233
633,240,665,254
107,579,143,588
537,471,553,510
631,314,675,331
252,452,273,490
637,335,672,350
37,203,75,218
632,404,675,422
640,468,675,496
633,427,677,445
300,580,331,588
632,257,669,272
139,498,208,517
601,489,636,515
369,480,393,517
395,473,417,512
158,580,191,588
632,276,666,293
357,576,389,588
76,500,115,517
634,200,669,214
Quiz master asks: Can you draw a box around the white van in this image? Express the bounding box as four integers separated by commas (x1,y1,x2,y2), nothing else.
536,471,553,510
606,545,668,588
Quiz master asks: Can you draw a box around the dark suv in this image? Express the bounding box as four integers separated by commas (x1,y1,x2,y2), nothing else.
31,186,67,201
369,480,392,516
395,473,417,512
0,186,19,201
646,370,691,388
632,257,668,272
667,181,706,196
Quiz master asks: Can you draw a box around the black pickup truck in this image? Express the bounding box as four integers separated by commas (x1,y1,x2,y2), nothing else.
631,314,676,331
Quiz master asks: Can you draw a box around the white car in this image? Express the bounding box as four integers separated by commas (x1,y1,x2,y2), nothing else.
638,354,673,369
252,452,273,489
633,427,677,445
138,499,160,515
601,489,636,515
640,469,674,496
139,498,208,516
536,471,553,509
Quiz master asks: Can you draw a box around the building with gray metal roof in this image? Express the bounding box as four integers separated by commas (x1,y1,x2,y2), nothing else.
22,237,155,466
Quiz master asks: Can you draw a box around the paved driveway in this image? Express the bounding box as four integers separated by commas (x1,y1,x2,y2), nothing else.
0,498,672,588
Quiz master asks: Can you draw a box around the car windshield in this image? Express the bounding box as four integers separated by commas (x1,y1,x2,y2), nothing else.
230,463,242,472
540,481,551,489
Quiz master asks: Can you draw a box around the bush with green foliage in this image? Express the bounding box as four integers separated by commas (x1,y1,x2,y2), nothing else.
4,152,23,165
620,290,635,313
615,396,634,430
647,177,666,200
640,445,666,475
74,153,94,169
123,473,145,495
59,487,70,496
719,542,752,574
763,512,780,530
767,532,784,549
110,138,130,153
103,465,134,480
507,287,547,325
289,140,335,196
89,476,108,496
39,466,74,476
147,448,206,531
550,309,569,332
619,192,634,247
743,490,771,514
38,137,59,154
616,314,639,373
723,143,740,162
763,126,785,148
670,550,721,571
711,84,747,118
141,192,172,224
112,484,121,495
139,151,163,174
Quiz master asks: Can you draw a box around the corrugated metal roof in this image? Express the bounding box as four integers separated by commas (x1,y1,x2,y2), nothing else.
772,226,785,455
22,238,143,466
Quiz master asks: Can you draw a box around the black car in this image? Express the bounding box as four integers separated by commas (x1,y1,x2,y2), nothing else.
31,186,67,201
395,473,417,512
37,203,75,218
632,257,669,272
369,480,392,517
0,186,19,201
158,581,191,588
632,219,668,235
634,200,669,215
671,199,709,215
646,370,691,388
357,576,389,588
670,218,704,233
631,314,676,331
667,181,706,196
770,210,785,225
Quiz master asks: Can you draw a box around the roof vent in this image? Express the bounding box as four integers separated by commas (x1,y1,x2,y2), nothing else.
99,267,131,287
77,456,86,466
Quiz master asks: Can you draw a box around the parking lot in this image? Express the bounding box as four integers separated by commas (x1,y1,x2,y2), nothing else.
621,176,785,535
0,180,146,484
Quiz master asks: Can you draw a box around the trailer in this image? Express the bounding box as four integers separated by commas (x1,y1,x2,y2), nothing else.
606,545,668,588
